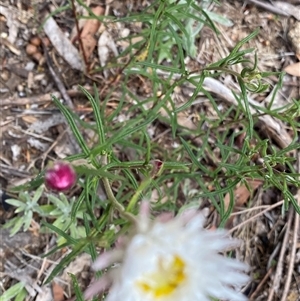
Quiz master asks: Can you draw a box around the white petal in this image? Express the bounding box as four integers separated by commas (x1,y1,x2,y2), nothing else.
92,250,123,270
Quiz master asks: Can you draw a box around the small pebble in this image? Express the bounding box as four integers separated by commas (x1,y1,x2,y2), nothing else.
25,61,35,71
26,44,38,56
17,84,24,92
30,36,41,47
18,91,26,98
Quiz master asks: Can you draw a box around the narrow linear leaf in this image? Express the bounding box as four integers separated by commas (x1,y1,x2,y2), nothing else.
52,95,90,155
180,137,202,169
83,213,98,261
69,274,85,301
79,85,106,145
0,282,25,301
42,221,77,244
137,61,181,73
200,178,241,198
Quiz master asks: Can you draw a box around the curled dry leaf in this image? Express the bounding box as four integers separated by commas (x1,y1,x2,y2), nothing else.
224,179,263,211
43,16,84,71
224,179,263,229
284,62,300,77
80,6,104,59
52,282,65,301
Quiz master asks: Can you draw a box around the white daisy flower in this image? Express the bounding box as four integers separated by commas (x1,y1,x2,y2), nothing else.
84,203,250,301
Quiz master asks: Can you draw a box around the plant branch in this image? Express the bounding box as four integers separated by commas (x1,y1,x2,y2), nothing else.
70,0,89,72
101,156,137,224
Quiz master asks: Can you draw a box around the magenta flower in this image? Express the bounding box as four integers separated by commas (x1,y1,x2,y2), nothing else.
45,161,76,191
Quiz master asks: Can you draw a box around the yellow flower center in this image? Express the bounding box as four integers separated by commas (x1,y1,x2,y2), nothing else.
136,254,186,299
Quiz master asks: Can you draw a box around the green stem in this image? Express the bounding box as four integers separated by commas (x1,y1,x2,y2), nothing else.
101,156,137,224
126,176,153,213
204,66,242,78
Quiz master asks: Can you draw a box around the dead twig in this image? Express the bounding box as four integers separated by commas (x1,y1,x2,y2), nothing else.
0,89,93,107
4,260,43,296
250,267,273,300
228,199,285,234
0,163,31,177
43,44,74,110
70,0,89,71
41,129,68,169
267,208,293,301
246,0,300,20
149,70,293,149
280,152,300,301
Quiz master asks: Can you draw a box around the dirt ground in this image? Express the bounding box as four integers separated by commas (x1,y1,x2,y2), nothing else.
0,0,300,300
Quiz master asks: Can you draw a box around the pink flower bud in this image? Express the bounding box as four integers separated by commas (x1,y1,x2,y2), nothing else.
150,159,164,177
45,161,76,191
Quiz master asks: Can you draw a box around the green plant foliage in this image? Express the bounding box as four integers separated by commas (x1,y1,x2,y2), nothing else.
3,1,300,300
0,282,26,301
3,185,45,236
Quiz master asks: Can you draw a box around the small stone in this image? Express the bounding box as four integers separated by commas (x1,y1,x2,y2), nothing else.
30,36,41,47
26,43,38,56
25,62,35,71
17,84,24,92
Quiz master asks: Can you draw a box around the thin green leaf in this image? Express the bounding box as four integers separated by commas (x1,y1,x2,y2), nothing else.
42,221,77,244
52,95,90,155
5,199,25,207
0,282,25,301
32,184,44,203
79,85,106,145
203,9,233,27
83,213,98,261
69,274,85,301
9,217,24,236
14,288,27,301
137,61,181,73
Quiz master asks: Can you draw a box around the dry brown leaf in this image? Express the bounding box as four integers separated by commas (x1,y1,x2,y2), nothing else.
224,179,263,211
52,281,65,301
159,108,197,130
21,115,38,124
284,62,300,77
80,6,104,59
224,179,263,229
